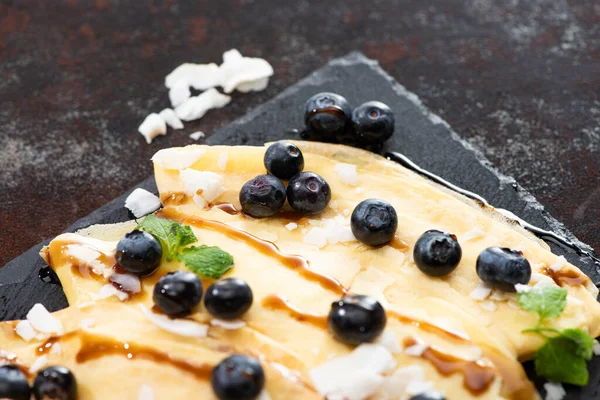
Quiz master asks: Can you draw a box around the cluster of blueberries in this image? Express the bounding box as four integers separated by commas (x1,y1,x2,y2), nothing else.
0,365,76,400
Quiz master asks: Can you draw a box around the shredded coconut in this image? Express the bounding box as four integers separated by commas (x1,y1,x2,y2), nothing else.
375,330,402,354
168,80,191,108
544,382,566,400
138,113,167,144
219,49,274,94
15,320,37,341
479,300,497,312
514,283,532,293
27,304,64,335
174,88,231,122
110,272,141,293
179,169,225,208
404,343,427,357
333,163,358,186
139,305,208,337
159,108,184,130
548,256,567,272
469,282,492,301
285,222,298,231
210,319,246,330
164,62,221,90
593,340,600,356
50,342,61,355
124,188,161,218
152,147,206,170
29,355,48,374
94,284,129,301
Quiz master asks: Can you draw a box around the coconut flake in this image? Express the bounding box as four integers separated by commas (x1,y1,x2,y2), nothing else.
549,256,567,272
152,147,206,170
0,350,17,360
159,108,184,130
469,282,492,301
174,88,231,122
309,344,394,400
256,391,272,400
168,80,191,108
375,330,402,354
218,152,228,171
78,319,96,329
139,305,208,337
479,300,498,312
285,222,298,231
210,319,246,330
587,281,599,298
50,342,62,355
138,113,167,144
138,384,155,400
110,272,141,293
303,227,328,248
15,320,37,341
29,355,48,374
376,365,441,399
164,63,221,90
236,77,270,93
124,188,161,218
333,163,359,186
461,227,485,241
593,340,600,356
531,273,556,288
544,382,566,400
95,284,129,301
179,169,225,207
404,343,427,357
27,304,64,335
219,49,274,94
515,283,532,293
189,131,205,141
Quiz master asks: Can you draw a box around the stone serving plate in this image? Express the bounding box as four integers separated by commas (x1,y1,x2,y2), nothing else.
1,52,598,398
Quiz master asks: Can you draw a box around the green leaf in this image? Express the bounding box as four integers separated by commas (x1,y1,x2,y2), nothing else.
179,245,234,279
561,329,594,360
535,334,590,386
518,286,567,320
137,215,197,261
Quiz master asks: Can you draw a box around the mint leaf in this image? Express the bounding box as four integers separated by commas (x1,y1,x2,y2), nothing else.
137,215,197,261
518,286,567,320
179,245,234,279
561,329,594,360
535,334,590,386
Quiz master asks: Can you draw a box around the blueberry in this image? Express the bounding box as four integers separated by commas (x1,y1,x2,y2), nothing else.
264,142,304,180
303,92,352,142
413,230,462,277
204,278,253,320
351,101,395,145
0,365,30,400
286,172,331,215
476,247,531,292
211,354,265,400
153,271,203,317
409,394,446,400
33,366,77,400
239,174,286,218
350,199,398,246
328,294,386,345
115,230,162,276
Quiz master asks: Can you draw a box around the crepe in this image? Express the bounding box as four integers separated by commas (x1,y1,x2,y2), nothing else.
2,142,599,400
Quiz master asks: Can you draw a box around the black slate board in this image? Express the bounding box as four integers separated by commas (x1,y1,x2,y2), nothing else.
1,52,599,398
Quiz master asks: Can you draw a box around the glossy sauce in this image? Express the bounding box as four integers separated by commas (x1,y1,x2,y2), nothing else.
161,192,187,206
214,203,240,215
404,337,495,395
544,267,589,287
481,346,538,400
262,295,329,329
76,334,212,380
388,235,409,251
159,208,348,295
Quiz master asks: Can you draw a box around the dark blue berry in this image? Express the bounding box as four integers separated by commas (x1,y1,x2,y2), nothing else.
351,101,395,145
303,92,352,141
153,271,203,317
286,172,331,215
115,230,162,276
476,247,531,292
239,174,286,218
211,354,265,400
264,142,304,181
204,278,253,320
0,365,30,400
328,294,386,345
413,230,462,277
33,366,77,400
351,199,398,246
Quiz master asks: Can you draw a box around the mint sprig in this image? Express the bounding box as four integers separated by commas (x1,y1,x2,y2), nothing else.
518,286,594,386
137,215,197,261
178,245,234,279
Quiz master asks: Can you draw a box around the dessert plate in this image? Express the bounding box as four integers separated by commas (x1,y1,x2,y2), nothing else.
1,52,599,399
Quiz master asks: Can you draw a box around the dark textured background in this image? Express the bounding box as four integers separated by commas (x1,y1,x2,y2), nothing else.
1,0,599,267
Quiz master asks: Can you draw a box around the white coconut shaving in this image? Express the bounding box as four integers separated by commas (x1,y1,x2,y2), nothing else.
168,80,191,108
138,113,167,144
303,227,328,248
0,350,17,360
152,147,206,170
219,49,274,94
469,282,493,301
218,152,228,171
544,382,566,400
110,272,141,293
159,108,184,130
479,300,498,312
210,319,246,330
404,343,428,357
138,384,155,400
175,88,231,122
50,342,62,355
285,222,298,231
178,169,225,208
593,340,600,356
164,62,221,90
66,244,107,277
94,284,129,301
189,131,205,141
375,330,402,354
303,217,356,248
530,273,556,288
124,188,161,218
333,163,359,186
256,391,272,400
461,227,485,241
548,256,567,272
515,283,532,293
139,305,208,337
27,304,64,335
29,355,48,374
15,320,37,341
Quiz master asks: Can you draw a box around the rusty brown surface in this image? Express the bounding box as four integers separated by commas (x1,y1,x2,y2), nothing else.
1,0,599,266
